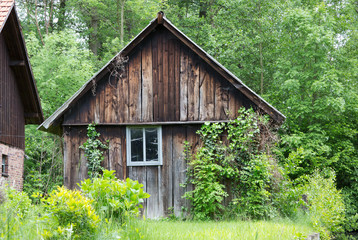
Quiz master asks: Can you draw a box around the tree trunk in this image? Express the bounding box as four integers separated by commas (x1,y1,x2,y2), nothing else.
89,15,99,56
58,0,67,31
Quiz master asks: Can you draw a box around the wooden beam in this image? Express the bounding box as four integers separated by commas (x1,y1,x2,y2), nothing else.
62,120,232,127
9,60,25,67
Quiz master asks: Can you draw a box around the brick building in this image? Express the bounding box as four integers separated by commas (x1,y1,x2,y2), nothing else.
0,0,43,190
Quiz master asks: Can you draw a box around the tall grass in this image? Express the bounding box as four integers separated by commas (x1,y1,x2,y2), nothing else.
131,219,314,240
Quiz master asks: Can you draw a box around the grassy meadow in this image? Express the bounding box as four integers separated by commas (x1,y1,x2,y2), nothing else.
131,220,314,240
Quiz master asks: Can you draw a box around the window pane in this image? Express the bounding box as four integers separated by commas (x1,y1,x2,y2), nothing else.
145,128,158,161
130,129,143,162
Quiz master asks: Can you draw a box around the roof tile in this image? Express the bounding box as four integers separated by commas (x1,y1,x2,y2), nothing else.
0,0,14,30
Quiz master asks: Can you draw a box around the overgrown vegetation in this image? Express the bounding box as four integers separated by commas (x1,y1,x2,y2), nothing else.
80,170,150,221
0,171,149,239
183,109,346,239
183,109,278,220
80,123,108,179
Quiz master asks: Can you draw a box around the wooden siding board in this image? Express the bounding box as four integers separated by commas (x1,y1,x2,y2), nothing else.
117,63,129,123
146,166,159,218
168,39,176,121
188,53,200,121
162,31,169,121
157,30,164,121
0,35,25,149
172,126,186,216
179,46,188,121
142,39,153,122
128,50,142,122
174,40,181,120
161,126,173,215
152,33,159,121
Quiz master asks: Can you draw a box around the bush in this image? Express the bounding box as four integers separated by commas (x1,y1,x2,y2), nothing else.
80,170,150,221
1,186,32,219
304,170,345,239
183,108,281,220
41,186,100,239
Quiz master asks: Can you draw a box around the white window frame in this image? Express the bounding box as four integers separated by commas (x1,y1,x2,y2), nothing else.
126,126,162,166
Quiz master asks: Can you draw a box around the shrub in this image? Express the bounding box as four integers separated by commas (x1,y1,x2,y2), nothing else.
1,186,32,219
304,170,345,239
80,123,108,179
80,170,150,221
41,186,100,239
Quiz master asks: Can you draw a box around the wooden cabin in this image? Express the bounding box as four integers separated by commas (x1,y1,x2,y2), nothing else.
39,12,285,218
0,0,43,190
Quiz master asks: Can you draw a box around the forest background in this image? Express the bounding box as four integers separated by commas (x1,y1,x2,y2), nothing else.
17,0,358,233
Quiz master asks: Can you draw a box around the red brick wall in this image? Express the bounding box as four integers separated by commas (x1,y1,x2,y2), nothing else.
0,142,24,191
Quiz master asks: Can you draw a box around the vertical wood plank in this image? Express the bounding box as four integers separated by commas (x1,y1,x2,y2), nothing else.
161,126,173,216
104,76,112,123
94,80,100,123
172,126,186,216
63,129,71,188
128,50,142,122
109,75,119,123
157,31,164,121
199,64,215,120
117,63,129,123
188,53,200,120
78,128,88,182
162,32,169,121
152,33,159,121
168,39,176,121
146,166,159,218
174,40,181,120
134,166,147,216
180,47,188,121
142,40,153,122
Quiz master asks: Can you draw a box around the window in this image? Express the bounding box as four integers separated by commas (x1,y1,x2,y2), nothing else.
2,154,8,177
126,126,162,166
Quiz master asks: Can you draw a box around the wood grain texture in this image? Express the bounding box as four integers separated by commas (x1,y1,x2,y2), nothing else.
128,50,142,122
179,46,188,121
188,53,200,121
0,35,25,149
142,39,153,122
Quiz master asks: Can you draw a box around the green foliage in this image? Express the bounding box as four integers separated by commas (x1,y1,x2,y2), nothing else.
0,186,32,219
23,126,63,197
184,108,279,220
80,170,150,221
26,30,96,117
41,186,100,239
80,123,109,179
303,170,346,240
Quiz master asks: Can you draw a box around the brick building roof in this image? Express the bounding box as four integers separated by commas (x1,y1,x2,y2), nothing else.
0,0,14,32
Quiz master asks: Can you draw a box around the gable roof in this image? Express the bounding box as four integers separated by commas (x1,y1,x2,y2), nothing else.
39,12,285,134
1,0,43,124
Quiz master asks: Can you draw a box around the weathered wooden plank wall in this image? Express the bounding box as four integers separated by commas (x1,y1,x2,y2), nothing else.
0,34,25,149
63,125,200,217
61,25,254,218
63,26,252,125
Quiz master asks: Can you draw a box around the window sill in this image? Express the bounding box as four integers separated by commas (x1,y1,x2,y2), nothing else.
1,173,8,178
127,162,163,167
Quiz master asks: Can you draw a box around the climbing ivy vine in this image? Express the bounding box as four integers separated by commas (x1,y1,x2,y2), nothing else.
80,123,108,179
183,108,279,220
